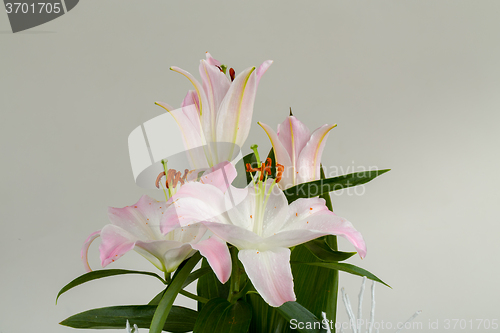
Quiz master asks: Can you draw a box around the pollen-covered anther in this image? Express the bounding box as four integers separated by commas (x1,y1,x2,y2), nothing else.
229,68,235,82
275,164,285,183
155,171,166,189
156,168,194,189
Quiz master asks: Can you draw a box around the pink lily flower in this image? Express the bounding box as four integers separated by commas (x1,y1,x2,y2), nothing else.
162,163,366,307
155,52,273,166
81,164,236,283
259,116,337,189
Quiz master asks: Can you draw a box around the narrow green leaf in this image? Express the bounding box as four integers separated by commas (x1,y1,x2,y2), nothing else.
289,244,338,332
247,293,288,333
56,269,165,303
304,238,356,262
183,267,211,288
148,288,166,306
284,169,391,203
59,305,197,332
276,301,328,333
292,261,390,288
193,298,252,333
150,252,202,333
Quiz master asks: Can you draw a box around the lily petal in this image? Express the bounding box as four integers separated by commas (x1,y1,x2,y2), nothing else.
161,182,228,234
277,204,366,258
256,60,273,87
181,90,201,120
107,195,164,240
191,236,231,283
216,67,257,149
81,230,101,272
135,240,195,272
155,102,205,152
277,116,311,181
202,222,264,250
170,66,209,117
99,224,137,268
199,60,231,142
258,122,294,188
297,124,336,183
200,161,238,193
238,248,296,307
205,52,221,67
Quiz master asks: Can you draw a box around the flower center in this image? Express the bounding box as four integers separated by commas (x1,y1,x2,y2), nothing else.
244,145,284,236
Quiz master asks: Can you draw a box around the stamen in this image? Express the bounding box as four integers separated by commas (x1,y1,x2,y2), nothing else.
263,158,273,176
155,171,166,189
166,169,177,188
259,162,266,181
276,164,284,183
178,169,189,185
229,68,235,82
157,168,197,189
245,158,285,183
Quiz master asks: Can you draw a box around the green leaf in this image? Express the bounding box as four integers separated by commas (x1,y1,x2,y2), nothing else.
193,298,252,333
56,269,165,304
289,243,338,332
284,169,391,203
304,238,356,262
197,258,230,311
183,267,211,288
59,305,197,332
247,293,288,333
277,301,328,333
292,261,390,288
148,288,167,306
150,252,202,333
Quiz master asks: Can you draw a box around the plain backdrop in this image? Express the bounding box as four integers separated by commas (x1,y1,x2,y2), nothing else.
1,1,499,332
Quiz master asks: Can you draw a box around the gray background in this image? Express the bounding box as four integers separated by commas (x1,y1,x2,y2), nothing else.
1,1,499,332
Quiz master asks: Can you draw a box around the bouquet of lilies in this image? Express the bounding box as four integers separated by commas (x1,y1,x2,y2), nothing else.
57,53,390,333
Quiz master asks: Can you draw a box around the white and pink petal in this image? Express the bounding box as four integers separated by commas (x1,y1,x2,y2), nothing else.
191,236,231,283
238,248,295,307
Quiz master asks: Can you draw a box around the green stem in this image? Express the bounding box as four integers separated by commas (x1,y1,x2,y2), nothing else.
179,289,209,303
228,246,241,303
150,252,201,333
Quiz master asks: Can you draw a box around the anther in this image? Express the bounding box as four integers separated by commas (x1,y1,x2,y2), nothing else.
276,164,285,183
155,171,166,189
229,68,235,82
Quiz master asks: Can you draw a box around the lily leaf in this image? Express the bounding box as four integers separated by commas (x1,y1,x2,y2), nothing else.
277,301,329,333
247,293,288,333
292,261,390,288
197,258,230,311
59,305,197,332
305,238,356,262
148,288,166,306
284,169,391,203
183,266,211,288
56,269,165,304
150,252,202,333
193,298,252,333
